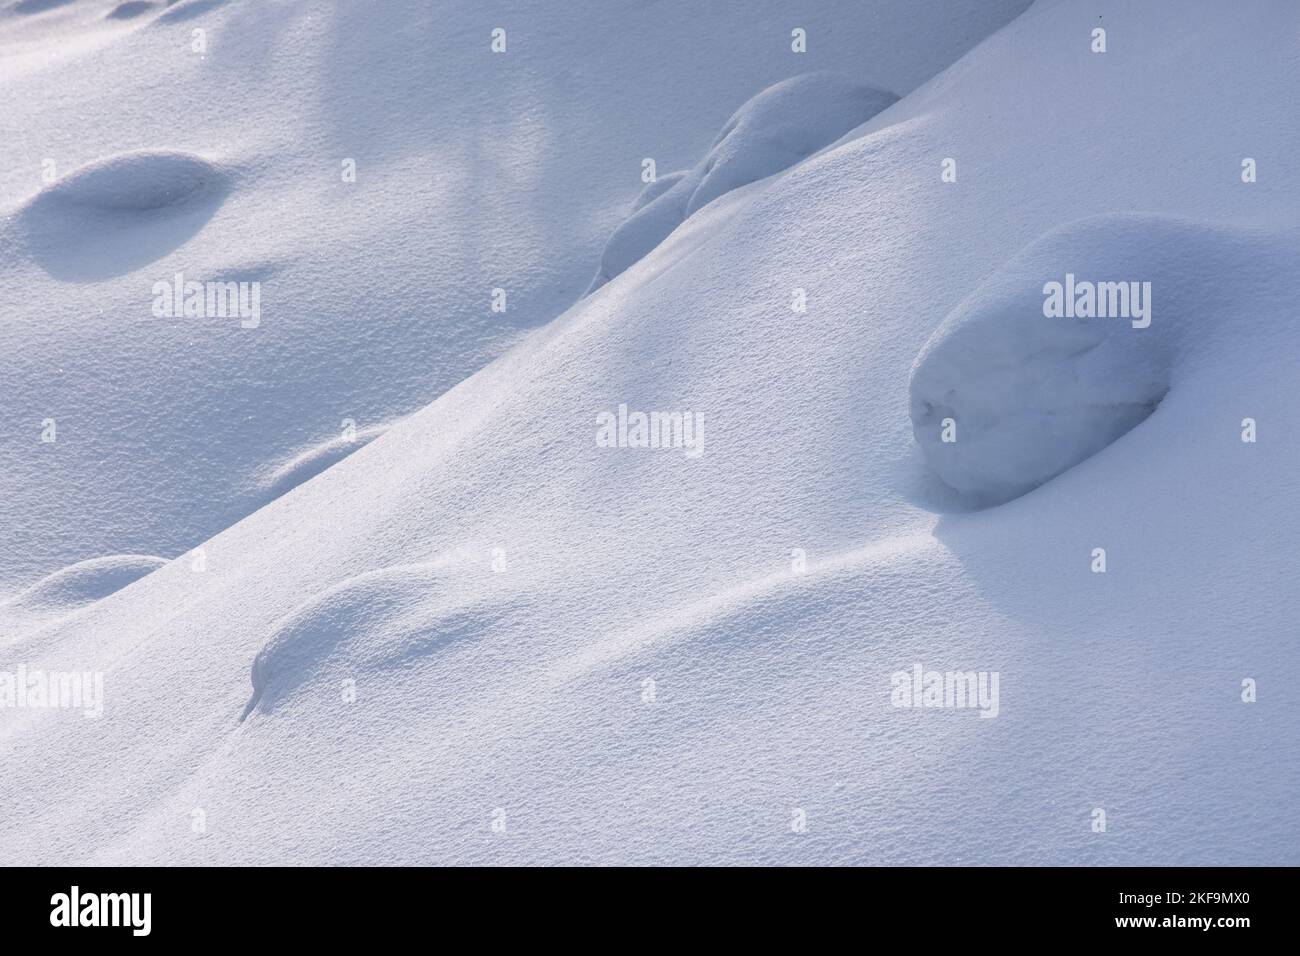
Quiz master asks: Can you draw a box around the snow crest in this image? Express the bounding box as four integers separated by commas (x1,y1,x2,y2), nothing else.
587,72,897,293
1,554,165,615
242,564,519,720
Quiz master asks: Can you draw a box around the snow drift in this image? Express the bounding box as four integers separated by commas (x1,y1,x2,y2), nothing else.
588,73,898,292
1,0,1296,868
0,554,163,619
1,0,1027,597
908,213,1272,505
14,150,231,281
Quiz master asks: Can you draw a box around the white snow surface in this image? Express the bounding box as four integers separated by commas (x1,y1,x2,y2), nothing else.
2,0,1298,865
587,72,899,292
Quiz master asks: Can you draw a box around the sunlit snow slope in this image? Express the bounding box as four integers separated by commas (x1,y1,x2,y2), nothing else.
1,0,1297,865
0,0,1030,593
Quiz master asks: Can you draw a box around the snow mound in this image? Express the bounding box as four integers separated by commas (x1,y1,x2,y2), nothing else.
14,149,230,280
908,213,1257,506
25,149,224,212
106,1,156,20
11,0,76,14
262,423,390,503
1,553,165,615
587,72,897,292
155,0,228,25
242,564,518,720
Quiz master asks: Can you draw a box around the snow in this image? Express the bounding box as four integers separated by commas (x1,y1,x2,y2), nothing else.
0,553,164,633
104,2,155,21
15,149,231,280
260,420,388,503
0,0,1031,593
587,73,898,292
911,214,1179,505
1,0,1297,866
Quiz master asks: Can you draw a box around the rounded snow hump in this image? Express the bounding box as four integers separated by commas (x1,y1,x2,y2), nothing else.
587,72,898,293
909,213,1267,506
